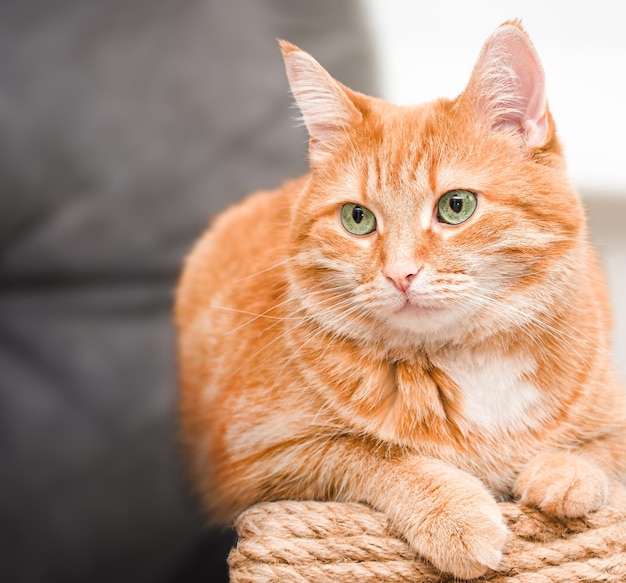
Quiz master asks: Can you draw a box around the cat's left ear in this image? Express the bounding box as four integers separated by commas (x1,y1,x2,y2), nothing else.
463,21,549,149
280,40,362,164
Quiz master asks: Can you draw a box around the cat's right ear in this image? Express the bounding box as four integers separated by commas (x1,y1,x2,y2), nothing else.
462,21,550,150
279,40,362,164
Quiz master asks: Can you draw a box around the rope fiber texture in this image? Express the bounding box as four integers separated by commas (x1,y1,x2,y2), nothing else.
228,496,626,582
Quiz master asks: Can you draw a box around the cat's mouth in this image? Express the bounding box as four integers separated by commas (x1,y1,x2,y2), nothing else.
398,298,445,316
384,297,454,334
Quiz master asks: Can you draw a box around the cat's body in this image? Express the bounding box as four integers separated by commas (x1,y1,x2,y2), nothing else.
177,22,626,578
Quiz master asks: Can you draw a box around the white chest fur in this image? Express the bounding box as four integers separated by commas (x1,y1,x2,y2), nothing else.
430,350,542,433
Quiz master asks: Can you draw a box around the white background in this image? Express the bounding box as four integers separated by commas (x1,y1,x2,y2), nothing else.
363,0,626,195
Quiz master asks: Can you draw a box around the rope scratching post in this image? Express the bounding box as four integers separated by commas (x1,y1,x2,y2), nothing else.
229,494,626,582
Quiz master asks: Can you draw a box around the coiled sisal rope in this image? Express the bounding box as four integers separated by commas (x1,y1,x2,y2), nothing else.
228,495,626,582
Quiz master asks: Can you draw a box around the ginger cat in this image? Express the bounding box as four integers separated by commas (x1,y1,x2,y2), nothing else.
176,21,626,579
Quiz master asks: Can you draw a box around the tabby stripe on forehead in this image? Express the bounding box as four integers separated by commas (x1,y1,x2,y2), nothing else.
428,153,439,196
369,154,382,201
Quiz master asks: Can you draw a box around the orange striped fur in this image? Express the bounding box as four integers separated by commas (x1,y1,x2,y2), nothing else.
176,21,626,579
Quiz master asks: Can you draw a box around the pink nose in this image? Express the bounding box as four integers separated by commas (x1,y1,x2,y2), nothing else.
383,263,422,293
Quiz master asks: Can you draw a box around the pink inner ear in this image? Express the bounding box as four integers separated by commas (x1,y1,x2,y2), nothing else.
280,41,362,162
471,25,549,149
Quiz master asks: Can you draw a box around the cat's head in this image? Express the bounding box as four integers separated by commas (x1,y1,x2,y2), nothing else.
281,21,585,350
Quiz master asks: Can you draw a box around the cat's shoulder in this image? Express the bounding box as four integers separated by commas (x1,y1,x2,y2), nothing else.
177,175,307,321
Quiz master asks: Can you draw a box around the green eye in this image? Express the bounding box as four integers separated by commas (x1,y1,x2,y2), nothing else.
340,203,377,235
437,189,477,225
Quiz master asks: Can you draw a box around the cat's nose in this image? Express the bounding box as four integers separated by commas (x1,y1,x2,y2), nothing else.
383,263,422,293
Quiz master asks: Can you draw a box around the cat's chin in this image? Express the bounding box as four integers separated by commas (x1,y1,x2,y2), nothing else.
398,301,445,317
384,301,460,336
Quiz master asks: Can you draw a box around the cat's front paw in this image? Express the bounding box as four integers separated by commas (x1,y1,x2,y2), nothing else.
410,482,507,579
514,450,610,518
